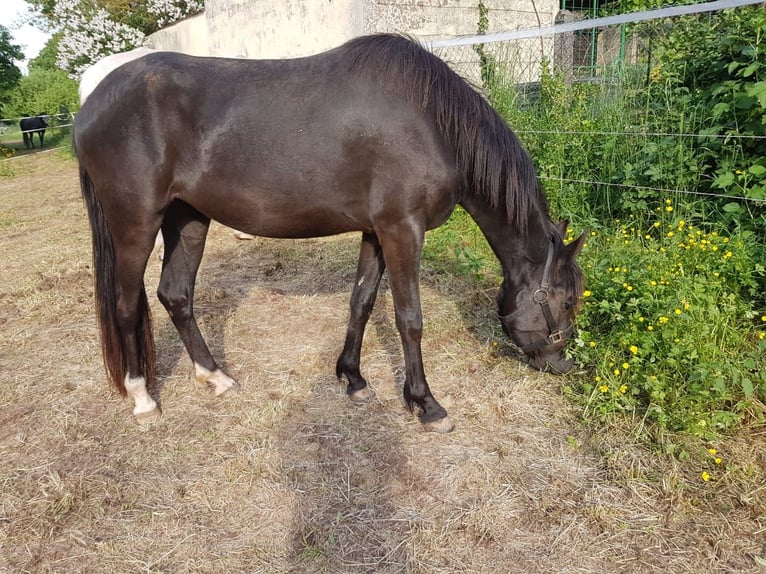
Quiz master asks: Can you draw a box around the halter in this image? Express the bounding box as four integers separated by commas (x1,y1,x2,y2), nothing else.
498,236,572,353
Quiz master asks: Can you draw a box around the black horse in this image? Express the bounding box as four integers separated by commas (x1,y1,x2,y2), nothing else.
20,114,48,149
74,34,585,432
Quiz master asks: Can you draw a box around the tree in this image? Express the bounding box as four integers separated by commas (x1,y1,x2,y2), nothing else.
26,0,203,78
0,26,24,116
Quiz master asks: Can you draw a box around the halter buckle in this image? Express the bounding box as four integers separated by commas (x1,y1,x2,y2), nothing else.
532,288,549,303
547,330,565,344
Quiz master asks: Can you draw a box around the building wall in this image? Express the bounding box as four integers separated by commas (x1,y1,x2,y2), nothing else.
147,0,558,59
148,13,209,55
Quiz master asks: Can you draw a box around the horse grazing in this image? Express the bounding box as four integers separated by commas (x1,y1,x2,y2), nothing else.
74,34,585,432
20,114,47,149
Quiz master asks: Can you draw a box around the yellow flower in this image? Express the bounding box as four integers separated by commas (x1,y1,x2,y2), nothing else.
667,231,675,237
620,384,628,394
701,471,711,482
613,369,621,376
648,325,654,331
758,333,765,340
583,290,592,297
659,316,669,324
629,345,639,355
653,222,661,228
675,309,682,315
714,458,722,465
708,448,717,456
665,199,672,205
599,385,609,393
666,206,673,212
761,316,766,322
622,363,630,370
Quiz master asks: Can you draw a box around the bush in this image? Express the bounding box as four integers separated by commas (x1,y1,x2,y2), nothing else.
567,205,765,437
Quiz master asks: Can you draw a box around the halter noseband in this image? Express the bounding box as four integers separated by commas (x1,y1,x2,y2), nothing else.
498,236,572,353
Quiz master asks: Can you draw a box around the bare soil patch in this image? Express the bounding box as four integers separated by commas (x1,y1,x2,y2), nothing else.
0,153,764,573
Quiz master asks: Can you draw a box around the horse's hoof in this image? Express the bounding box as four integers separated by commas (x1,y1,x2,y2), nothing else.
194,364,238,396
135,406,162,424
214,377,237,396
422,416,454,434
233,231,255,240
349,387,373,403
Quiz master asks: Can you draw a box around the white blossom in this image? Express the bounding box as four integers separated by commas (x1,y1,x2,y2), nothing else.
146,0,204,28
54,0,202,79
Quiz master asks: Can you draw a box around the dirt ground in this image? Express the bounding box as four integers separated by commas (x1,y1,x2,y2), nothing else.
1,152,764,573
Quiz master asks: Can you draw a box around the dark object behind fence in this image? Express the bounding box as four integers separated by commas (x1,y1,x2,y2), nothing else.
20,114,48,149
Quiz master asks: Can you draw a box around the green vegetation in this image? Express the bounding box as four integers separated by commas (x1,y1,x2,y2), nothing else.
426,7,766,443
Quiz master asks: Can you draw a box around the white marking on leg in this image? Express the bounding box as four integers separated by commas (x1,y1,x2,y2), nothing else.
125,375,158,416
194,363,237,396
357,276,365,287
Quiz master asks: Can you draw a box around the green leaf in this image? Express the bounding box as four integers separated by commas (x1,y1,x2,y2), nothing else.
713,172,736,189
746,81,766,108
748,164,766,177
741,62,761,78
741,378,754,397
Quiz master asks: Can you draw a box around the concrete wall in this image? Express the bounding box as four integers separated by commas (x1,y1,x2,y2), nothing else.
204,0,363,58
147,0,558,59
365,0,555,40
148,13,209,55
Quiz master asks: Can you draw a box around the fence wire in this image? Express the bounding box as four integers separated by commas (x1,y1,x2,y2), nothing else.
428,0,766,207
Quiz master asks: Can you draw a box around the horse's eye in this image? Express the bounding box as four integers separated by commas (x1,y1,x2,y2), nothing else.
563,301,573,311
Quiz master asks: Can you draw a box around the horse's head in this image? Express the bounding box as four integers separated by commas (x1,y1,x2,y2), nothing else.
497,221,586,374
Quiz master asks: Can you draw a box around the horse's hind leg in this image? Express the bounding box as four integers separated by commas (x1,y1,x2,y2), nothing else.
336,232,386,402
112,234,161,422
157,201,236,396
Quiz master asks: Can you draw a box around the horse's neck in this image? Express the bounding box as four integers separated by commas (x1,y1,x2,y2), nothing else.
459,193,548,278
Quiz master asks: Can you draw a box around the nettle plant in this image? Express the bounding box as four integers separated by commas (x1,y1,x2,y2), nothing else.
568,201,766,437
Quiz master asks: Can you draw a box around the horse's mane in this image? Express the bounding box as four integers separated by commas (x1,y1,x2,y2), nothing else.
341,34,549,233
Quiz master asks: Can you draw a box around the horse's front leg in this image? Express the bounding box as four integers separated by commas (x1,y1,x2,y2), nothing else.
157,202,236,396
336,232,385,401
378,224,453,433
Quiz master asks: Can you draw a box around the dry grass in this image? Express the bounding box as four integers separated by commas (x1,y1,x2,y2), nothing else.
0,152,764,573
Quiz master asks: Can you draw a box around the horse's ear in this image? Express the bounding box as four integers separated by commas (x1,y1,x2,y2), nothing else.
565,229,587,261
554,220,569,238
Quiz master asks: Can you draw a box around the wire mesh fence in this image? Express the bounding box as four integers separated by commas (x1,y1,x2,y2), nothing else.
429,0,766,219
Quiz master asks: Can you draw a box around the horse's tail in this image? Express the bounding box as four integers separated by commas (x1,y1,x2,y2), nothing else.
78,156,155,397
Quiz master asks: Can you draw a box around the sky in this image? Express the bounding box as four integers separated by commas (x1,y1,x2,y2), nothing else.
1,0,53,72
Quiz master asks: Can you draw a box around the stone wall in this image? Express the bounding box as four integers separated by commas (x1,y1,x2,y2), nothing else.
147,0,559,59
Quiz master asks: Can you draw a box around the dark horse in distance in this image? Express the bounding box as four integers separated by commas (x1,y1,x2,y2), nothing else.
20,114,48,149
74,34,585,433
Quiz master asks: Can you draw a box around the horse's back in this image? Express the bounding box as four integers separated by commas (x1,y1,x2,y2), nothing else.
74,39,460,238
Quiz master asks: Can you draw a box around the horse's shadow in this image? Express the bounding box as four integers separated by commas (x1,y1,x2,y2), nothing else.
150,231,520,402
